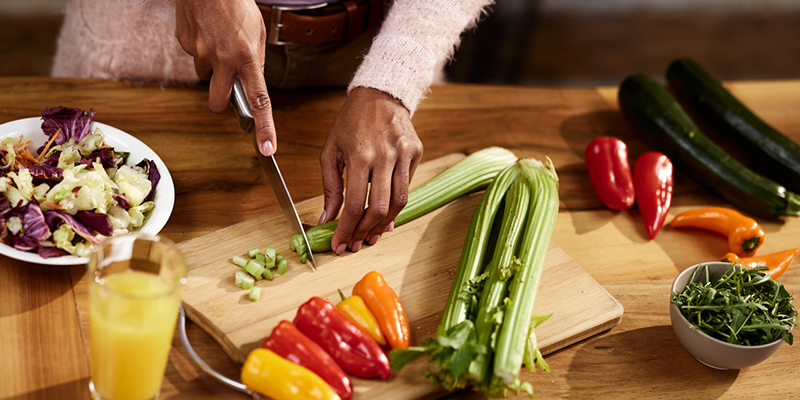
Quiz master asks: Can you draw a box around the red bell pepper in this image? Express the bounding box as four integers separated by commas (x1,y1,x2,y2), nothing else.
294,297,391,380
585,137,636,210
262,320,353,400
633,151,673,239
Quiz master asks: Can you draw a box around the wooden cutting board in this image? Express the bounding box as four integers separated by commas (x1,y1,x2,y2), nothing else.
179,152,624,400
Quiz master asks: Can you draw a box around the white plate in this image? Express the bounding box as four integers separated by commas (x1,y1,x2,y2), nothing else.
0,117,175,265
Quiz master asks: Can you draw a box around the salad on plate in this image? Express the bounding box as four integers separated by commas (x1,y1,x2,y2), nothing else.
0,106,160,258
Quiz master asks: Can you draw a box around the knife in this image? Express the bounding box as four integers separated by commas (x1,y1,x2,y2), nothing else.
230,77,317,271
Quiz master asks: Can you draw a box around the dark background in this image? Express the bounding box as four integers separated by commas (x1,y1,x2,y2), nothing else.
2,0,799,86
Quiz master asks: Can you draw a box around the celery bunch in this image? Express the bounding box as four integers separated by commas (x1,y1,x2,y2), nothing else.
389,157,560,398
290,147,519,261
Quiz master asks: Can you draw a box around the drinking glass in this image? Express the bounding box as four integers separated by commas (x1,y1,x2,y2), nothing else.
88,233,187,400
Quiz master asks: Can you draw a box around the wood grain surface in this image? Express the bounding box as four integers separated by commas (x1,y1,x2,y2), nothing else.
1,77,800,399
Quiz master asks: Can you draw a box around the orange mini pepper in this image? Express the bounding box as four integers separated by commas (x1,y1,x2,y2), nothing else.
352,271,410,350
670,207,765,257
336,289,386,346
722,248,799,280
241,348,341,400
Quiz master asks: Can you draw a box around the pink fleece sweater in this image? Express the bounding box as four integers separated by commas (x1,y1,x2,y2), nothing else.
52,0,493,114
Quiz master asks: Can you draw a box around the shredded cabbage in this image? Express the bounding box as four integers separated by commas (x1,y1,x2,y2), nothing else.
0,108,160,258
114,165,152,207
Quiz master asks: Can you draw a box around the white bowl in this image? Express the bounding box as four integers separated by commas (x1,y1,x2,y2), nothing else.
0,117,175,265
670,262,788,370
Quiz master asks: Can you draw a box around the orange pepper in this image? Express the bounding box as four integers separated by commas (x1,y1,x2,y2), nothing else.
352,271,410,350
670,207,765,257
722,248,799,280
336,289,387,346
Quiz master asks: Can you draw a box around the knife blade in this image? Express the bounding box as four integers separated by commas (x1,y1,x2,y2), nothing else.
230,77,317,271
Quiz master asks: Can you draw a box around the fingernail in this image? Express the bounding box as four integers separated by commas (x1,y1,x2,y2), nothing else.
368,234,380,245
335,243,346,255
261,141,274,156
318,210,327,225
387,221,395,232
350,241,362,252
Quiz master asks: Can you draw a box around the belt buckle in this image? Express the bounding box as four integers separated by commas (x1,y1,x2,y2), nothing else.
268,2,329,45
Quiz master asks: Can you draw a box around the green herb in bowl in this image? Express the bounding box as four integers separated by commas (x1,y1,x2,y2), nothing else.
671,263,796,346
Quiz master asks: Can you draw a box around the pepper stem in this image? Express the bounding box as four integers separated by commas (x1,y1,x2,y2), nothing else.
742,236,761,254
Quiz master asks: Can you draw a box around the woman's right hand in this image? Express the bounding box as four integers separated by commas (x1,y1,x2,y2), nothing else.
175,0,277,156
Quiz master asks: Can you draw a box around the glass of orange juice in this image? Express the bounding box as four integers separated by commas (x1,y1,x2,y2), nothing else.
88,233,186,400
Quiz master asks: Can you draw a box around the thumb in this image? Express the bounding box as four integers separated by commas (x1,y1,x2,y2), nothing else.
239,68,276,156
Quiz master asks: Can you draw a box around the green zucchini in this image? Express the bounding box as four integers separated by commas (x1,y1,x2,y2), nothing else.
666,58,800,193
618,73,800,218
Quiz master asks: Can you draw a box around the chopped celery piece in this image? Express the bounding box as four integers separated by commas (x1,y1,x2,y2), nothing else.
264,250,276,269
232,255,248,268
290,235,305,255
276,256,288,275
264,246,276,262
235,270,255,290
244,260,265,280
256,253,267,265
247,248,259,258
249,287,261,302
262,267,274,281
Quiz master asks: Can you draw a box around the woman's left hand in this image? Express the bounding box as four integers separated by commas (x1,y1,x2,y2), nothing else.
319,87,423,254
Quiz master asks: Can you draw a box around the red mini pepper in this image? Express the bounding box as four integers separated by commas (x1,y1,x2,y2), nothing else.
294,296,391,380
585,137,636,210
262,320,353,400
633,151,673,239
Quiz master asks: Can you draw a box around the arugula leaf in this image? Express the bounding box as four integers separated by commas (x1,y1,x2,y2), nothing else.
672,263,797,346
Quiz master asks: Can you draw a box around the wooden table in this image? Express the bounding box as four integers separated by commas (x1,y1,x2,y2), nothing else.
1,77,799,399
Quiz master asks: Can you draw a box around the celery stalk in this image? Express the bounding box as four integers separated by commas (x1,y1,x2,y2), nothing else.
489,158,559,395
465,178,531,384
387,157,560,397
290,147,518,261
438,162,521,332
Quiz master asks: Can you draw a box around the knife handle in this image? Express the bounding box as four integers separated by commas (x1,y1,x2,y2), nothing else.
231,77,255,133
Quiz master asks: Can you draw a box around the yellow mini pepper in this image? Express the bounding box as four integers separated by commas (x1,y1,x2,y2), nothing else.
336,289,386,346
241,348,341,400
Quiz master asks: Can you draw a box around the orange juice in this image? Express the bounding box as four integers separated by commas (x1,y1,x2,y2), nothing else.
89,269,183,400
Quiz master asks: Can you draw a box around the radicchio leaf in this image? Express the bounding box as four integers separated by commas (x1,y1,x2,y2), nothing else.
136,158,161,201
26,164,63,179
39,151,61,167
114,194,130,210
0,197,11,216
75,211,113,237
0,198,10,244
41,106,96,145
0,149,11,172
38,245,70,259
81,147,122,169
44,211,100,245
8,200,51,251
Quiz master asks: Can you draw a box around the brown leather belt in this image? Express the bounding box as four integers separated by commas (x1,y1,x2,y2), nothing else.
258,0,383,46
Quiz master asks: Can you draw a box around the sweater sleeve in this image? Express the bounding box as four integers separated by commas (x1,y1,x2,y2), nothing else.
347,0,494,115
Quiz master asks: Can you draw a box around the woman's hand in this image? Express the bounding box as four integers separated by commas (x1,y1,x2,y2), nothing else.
320,87,423,254
175,0,276,156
